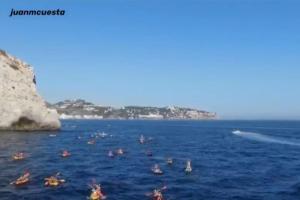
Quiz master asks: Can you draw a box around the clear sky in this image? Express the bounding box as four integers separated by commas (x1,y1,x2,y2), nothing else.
0,0,300,119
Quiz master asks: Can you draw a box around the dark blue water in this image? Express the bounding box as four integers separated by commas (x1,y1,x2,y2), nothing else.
1,120,300,200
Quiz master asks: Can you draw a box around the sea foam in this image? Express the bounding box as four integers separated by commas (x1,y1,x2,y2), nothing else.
232,130,300,146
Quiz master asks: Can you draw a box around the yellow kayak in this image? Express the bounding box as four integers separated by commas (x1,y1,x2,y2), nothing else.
90,193,106,200
15,178,29,185
45,177,65,187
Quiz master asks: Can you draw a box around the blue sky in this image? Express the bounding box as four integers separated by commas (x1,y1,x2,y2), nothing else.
0,0,300,119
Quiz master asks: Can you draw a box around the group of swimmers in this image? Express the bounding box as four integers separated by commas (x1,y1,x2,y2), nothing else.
9,133,193,200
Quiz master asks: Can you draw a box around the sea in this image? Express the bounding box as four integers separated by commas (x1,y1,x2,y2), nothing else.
1,120,300,200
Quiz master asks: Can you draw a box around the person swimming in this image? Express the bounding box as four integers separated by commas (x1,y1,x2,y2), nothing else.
62,150,71,157
152,164,163,175
11,171,30,186
185,160,192,173
12,152,25,161
44,173,65,187
89,183,106,200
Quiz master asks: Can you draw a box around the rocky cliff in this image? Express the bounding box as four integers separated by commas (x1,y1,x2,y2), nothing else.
0,50,60,131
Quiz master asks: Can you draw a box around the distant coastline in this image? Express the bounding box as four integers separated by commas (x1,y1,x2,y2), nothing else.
48,99,217,120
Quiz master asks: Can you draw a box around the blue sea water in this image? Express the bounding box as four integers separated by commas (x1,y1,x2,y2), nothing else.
1,120,300,200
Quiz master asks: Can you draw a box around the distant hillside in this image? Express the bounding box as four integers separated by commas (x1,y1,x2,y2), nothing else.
48,99,217,120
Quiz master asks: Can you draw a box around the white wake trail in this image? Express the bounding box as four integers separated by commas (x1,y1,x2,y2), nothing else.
232,130,300,146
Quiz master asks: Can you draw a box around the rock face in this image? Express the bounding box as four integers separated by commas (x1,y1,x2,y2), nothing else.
0,50,61,131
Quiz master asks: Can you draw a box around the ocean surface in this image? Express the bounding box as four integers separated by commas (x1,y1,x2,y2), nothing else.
1,120,300,200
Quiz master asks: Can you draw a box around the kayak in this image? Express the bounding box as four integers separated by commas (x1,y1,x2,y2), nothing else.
88,140,95,145
90,193,106,200
14,178,29,185
152,169,163,175
62,152,71,157
13,156,24,160
45,178,65,187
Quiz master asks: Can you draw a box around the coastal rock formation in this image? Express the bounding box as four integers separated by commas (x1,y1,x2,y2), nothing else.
0,50,61,131
49,99,217,120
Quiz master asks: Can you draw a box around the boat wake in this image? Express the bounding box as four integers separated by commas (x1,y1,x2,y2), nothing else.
232,130,300,146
